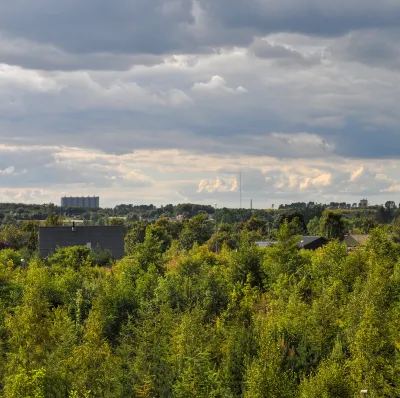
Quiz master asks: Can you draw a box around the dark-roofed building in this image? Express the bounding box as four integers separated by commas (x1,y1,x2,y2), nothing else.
343,234,369,250
298,236,328,250
39,226,124,259
256,236,328,251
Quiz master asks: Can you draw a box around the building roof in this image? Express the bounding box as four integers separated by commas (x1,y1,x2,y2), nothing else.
299,236,328,249
256,236,327,250
299,236,322,245
344,234,369,247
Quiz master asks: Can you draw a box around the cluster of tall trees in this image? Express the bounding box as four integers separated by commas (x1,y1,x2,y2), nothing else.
0,217,399,396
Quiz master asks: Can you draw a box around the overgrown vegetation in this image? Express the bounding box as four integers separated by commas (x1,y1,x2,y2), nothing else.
0,214,399,396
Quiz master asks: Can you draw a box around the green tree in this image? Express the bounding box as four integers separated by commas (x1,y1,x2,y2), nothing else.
299,359,351,398
0,225,26,250
108,217,125,226
360,217,377,234
172,309,224,397
245,217,265,233
4,367,46,398
147,224,172,253
47,246,92,270
44,213,64,227
307,217,320,236
118,306,174,397
207,223,240,252
66,309,118,396
22,221,40,252
263,221,303,287
274,210,307,234
320,211,346,240
348,303,397,396
4,266,52,392
178,214,213,250
124,221,148,255
244,315,295,398
230,232,264,287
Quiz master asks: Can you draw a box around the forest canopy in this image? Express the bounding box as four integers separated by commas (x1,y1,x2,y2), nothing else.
0,217,398,397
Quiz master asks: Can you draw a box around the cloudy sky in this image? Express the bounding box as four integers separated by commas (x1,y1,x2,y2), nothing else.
1,0,400,208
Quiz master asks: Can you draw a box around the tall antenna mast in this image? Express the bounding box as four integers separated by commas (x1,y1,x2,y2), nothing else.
239,171,242,209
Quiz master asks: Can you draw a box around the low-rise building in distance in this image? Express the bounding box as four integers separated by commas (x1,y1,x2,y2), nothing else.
256,236,328,251
343,234,369,250
61,196,99,208
39,225,124,258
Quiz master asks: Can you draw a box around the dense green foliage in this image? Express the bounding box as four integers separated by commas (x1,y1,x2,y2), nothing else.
0,218,399,396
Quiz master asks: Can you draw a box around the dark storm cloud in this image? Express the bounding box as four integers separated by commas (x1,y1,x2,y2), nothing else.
200,0,400,37
0,109,335,159
0,0,195,55
0,0,399,67
248,38,321,65
0,38,164,71
329,29,400,70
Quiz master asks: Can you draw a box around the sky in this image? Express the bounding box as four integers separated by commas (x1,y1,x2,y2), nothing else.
1,0,400,208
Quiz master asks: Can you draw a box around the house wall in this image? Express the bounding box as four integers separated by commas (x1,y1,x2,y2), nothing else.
39,226,124,258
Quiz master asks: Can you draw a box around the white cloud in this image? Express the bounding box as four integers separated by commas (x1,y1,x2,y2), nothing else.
197,177,237,193
191,75,247,95
300,173,332,190
0,166,15,175
0,63,60,92
382,185,400,193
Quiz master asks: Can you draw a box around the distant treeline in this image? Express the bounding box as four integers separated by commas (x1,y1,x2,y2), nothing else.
0,200,399,227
